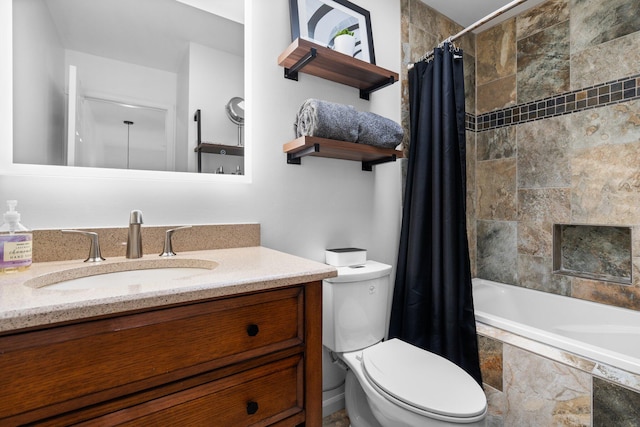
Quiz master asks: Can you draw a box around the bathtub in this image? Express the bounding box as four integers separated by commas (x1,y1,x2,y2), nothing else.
472,278,640,376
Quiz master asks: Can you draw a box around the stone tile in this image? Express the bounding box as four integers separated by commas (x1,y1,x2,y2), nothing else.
558,225,632,283
477,75,517,114
409,0,437,32
478,335,503,391
477,220,518,285
409,24,439,63
477,158,517,220
571,31,640,89
633,226,640,256
593,377,640,426
503,345,591,426
517,117,571,189
517,21,570,104
569,100,640,151
409,0,461,44
516,0,569,40
476,323,599,384
464,52,476,115
517,188,571,258
401,0,410,54
571,142,640,224
467,131,477,277
570,0,640,54
593,363,640,394
518,254,572,296
456,31,476,58
477,19,517,86
484,384,505,427
477,126,516,161
571,277,640,310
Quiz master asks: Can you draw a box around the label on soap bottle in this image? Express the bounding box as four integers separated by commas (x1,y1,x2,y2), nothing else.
0,234,33,270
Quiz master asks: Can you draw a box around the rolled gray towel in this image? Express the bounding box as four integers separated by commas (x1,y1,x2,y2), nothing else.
295,99,359,142
357,111,404,149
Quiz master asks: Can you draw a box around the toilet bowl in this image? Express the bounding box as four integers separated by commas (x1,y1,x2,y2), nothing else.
339,339,487,426
323,261,487,426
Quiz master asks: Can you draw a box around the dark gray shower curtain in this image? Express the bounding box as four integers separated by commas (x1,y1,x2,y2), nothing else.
389,43,482,385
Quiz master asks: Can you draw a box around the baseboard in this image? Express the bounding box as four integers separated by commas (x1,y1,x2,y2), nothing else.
322,391,345,418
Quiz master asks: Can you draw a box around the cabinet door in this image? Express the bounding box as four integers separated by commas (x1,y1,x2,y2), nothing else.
87,355,304,427
0,287,303,424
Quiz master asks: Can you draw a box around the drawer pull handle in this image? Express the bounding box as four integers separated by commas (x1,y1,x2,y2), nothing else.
247,324,259,337
246,401,259,415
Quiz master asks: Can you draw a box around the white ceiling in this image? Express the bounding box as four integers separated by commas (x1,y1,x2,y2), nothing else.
419,0,547,33
44,0,243,73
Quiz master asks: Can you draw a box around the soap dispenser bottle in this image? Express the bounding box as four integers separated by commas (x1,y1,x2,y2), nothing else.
0,200,33,273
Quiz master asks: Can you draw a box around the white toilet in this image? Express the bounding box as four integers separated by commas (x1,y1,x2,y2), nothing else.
323,261,487,426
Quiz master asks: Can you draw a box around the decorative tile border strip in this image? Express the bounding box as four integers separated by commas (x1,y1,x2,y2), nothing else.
464,74,640,132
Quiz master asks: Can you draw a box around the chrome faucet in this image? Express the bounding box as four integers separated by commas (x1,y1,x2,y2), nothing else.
160,226,192,257
126,210,143,259
61,230,105,262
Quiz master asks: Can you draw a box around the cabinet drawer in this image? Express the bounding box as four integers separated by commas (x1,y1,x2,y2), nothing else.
0,287,303,422
91,355,303,426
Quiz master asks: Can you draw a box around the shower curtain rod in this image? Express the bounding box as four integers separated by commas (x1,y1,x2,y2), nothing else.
409,0,529,67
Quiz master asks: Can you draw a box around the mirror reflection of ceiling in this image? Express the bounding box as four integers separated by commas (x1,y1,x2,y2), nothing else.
45,0,243,73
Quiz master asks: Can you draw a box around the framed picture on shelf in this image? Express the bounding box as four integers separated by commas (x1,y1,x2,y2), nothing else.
289,0,376,64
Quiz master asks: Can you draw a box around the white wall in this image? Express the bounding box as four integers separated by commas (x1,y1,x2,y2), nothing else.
0,0,402,265
187,42,244,173
175,48,190,172
65,50,178,108
12,0,65,166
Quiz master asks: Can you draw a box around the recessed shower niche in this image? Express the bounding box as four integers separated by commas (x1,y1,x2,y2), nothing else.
553,224,633,284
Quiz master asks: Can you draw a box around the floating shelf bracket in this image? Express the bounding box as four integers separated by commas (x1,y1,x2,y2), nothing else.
287,143,320,164
194,109,203,173
362,154,397,171
360,76,396,100
284,47,318,81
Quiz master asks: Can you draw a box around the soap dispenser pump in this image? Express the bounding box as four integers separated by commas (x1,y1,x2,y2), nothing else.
0,200,33,273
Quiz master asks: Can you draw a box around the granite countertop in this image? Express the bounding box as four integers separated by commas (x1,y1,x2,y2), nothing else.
0,246,337,333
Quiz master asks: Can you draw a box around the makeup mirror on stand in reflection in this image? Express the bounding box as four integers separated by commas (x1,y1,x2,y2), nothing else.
6,0,249,180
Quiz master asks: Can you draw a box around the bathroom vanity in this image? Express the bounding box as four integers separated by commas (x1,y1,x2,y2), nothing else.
0,246,336,426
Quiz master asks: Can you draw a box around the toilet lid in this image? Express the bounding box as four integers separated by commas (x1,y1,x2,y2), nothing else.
361,339,486,419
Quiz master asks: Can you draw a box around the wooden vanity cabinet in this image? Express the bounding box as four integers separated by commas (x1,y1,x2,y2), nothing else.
0,282,322,426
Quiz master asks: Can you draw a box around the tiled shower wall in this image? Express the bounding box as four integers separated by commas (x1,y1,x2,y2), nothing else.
473,0,640,310
402,0,640,310
400,0,479,274
401,0,640,424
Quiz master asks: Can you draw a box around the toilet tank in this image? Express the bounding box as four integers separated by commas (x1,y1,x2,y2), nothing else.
323,261,392,353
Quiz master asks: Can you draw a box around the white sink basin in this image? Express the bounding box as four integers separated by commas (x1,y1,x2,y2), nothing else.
44,267,214,290
25,258,218,290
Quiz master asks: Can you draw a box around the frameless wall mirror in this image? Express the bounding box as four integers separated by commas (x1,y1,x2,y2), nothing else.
11,0,246,176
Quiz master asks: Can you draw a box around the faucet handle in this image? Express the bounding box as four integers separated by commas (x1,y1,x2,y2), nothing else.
160,226,192,257
62,230,106,262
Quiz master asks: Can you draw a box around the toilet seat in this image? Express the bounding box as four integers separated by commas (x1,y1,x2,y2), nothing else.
361,339,486,421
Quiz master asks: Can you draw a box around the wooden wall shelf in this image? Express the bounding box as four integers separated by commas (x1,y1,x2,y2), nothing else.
193,109,243,173
283,136,403,171
194,143,244,157
277,38,399,100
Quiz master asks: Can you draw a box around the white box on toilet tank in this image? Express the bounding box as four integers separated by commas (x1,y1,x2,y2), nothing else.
322,261,392,353
325,248,366,267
